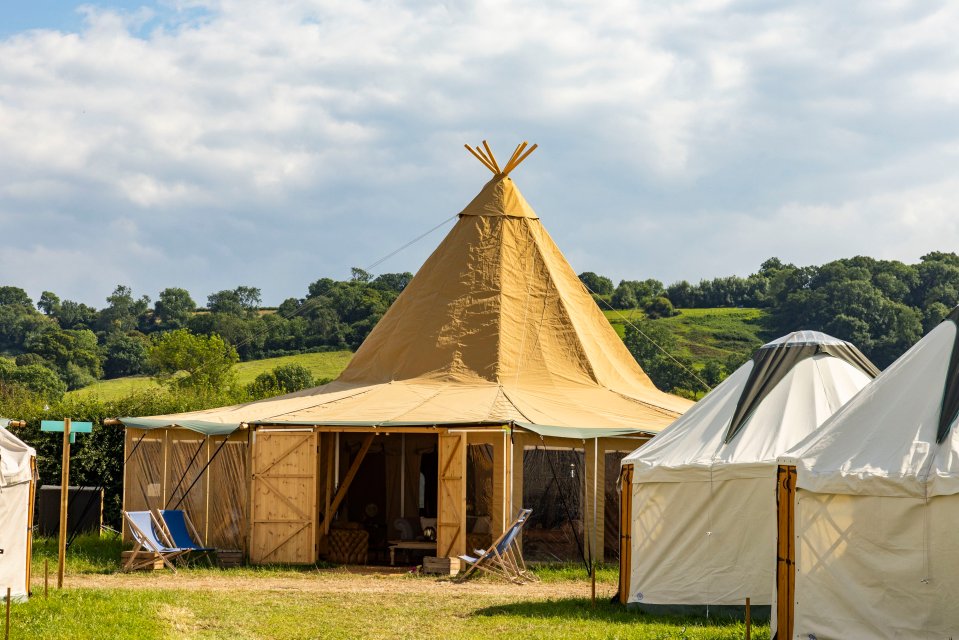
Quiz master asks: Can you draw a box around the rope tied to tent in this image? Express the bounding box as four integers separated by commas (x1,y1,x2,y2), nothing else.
172,435,233,510
580,281,713,393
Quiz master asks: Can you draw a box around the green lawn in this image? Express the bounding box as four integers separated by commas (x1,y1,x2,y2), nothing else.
14,535,769,640
69,351,353,401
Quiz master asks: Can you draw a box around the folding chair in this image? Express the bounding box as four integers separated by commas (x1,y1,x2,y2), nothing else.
123,510,189,572
456,508,534,583
158,509,217,566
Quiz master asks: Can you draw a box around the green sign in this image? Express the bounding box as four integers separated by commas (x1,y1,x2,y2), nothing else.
41,420,93,443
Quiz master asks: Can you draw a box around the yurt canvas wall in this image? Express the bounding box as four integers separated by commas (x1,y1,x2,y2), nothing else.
0,420,36,601
776,310,959,639
620,332,877,613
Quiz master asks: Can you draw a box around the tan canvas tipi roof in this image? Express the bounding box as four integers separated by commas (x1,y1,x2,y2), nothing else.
122,142,691,437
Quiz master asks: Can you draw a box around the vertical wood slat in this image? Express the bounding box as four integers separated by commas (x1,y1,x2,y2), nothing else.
776,465,797,639
619,463,633,604
437,431,466,558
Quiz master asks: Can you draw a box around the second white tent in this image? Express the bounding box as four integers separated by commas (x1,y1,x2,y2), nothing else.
620,331,878,614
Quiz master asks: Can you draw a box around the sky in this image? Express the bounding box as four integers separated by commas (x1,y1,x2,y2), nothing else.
2,0,959,307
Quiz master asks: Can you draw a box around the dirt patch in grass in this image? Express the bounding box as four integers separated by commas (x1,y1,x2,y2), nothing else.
66,568,612,601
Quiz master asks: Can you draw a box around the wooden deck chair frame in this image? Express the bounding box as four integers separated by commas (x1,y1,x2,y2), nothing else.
456,508,534,583
123,510,187,573
156,509,216,567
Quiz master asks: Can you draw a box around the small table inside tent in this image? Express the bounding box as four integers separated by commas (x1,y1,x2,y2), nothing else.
388,540,437,566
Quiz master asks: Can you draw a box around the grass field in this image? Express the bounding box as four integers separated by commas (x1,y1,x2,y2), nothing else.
604,307,768,362
14,535,769,640
69,351,354,401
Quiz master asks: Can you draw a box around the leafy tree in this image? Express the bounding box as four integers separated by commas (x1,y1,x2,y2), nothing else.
578,272,614,296
56,299,98,330
0,359,67,401
154,287,196,331
371,272,413,293
247,363,315,398
644,296,677,319
623,321,700,394
103,332,151,378
611,285,639,309
0,287,32,307
98,285,150,334
24,326,102,389
350,267,373,283
148,329,238,392
207,286,261,317
37,291,61,316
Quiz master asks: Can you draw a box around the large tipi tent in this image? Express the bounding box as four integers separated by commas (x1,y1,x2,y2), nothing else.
619,332,878,613
0,419,36,601
117,143,692,565
775,308,959,639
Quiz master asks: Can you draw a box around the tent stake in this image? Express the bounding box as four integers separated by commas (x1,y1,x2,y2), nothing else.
5,587,10,640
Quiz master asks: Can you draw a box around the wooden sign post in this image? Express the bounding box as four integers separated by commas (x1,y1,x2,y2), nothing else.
40,419,93,589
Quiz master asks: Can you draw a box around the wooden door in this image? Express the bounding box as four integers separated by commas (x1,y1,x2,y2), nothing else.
250,429,318,564
436,432,466,558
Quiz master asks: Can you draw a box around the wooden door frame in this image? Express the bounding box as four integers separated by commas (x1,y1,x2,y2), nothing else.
775,464,797,639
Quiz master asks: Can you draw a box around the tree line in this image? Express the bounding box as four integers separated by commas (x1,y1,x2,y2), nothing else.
584,251,959,374
3,252,959,525
0,267,410,401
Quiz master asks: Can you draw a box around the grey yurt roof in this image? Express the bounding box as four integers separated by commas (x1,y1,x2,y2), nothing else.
725,330,880,443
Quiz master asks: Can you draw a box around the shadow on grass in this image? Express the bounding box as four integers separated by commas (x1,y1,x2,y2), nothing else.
33,532,126,574
475,597,751,630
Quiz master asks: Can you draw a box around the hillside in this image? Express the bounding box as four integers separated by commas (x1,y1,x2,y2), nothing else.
604,307,768,364
69,350,353,401
71,309,766,401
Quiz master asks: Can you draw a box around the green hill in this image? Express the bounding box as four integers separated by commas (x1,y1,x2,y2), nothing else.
69,350,353,401
70,308,767,401
604,307,768,364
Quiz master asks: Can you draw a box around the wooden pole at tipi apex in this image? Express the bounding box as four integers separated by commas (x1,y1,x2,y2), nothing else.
473,144,497,171
502,142,527,176
464,144,497,173
502,143,537,176
481,140,501,173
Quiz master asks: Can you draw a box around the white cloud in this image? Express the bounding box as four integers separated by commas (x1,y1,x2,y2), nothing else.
1,0,959,304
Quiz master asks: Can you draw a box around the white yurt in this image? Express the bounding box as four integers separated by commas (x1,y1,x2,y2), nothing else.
619,331,878,615
775,308,959,639
0,419,35,601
